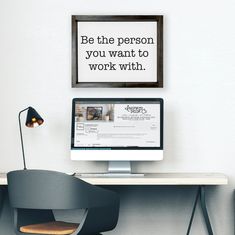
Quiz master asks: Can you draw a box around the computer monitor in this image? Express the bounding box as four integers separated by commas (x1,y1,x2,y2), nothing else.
71,98,163,174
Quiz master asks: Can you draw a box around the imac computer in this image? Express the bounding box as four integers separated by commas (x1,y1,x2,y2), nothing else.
71,98,163,175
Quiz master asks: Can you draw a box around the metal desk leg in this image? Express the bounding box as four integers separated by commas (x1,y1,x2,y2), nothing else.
186,186,213,235
186,187,200,235
200,186,213,235
0,186,3,218
0,186,15,234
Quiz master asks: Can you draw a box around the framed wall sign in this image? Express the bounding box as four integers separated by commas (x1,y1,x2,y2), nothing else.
72,15,163,88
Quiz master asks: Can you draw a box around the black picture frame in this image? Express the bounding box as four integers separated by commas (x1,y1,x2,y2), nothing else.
72,15,163,88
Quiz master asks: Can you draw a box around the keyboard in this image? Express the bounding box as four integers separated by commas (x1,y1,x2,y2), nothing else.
75,173,145,178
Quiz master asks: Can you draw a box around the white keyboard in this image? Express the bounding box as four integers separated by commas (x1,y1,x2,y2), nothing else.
75,173,145,178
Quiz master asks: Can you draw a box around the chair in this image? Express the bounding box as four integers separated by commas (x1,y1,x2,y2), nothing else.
7,170,119,235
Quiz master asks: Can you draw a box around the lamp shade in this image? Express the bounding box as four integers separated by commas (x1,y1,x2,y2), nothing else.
25,107,44,128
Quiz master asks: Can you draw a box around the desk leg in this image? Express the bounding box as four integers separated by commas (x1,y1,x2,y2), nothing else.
0,186,15,235
200,186,213,235
186,187,200,235
186,186,213,235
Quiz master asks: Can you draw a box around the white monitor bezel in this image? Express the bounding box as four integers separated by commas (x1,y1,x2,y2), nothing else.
70,98,164,161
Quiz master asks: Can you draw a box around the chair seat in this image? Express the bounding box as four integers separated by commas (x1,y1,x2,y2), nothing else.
20,221,79,235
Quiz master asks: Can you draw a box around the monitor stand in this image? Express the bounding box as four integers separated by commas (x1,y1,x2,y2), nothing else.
75,161,145,178
107,161,144,177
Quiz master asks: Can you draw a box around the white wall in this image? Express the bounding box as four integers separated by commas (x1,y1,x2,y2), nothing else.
0,0,235,234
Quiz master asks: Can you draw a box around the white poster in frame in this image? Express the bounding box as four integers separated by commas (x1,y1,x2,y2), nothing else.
72,15,163,88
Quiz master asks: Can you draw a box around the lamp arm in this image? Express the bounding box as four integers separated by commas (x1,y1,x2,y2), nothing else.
18,107,30,170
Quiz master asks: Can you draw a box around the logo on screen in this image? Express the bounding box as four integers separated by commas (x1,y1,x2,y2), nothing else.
125,105,147,114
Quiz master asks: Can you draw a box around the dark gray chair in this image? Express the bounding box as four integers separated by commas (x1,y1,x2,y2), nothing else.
7,170,119,235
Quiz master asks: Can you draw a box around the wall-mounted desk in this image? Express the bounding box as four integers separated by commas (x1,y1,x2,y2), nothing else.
0,172,228,235
79,172,228,235
76,172,228,185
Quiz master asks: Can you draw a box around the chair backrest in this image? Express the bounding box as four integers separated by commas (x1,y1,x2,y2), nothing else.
7,170,116,210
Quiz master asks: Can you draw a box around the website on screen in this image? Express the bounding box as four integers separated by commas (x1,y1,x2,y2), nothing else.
74,102,161,148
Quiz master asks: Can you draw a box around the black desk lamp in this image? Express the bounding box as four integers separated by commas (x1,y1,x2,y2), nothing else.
18,107,44,170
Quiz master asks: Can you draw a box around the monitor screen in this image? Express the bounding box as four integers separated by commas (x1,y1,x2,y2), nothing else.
71,98,163,161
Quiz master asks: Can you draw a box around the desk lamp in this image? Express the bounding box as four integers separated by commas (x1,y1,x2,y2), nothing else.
18,107,44,170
